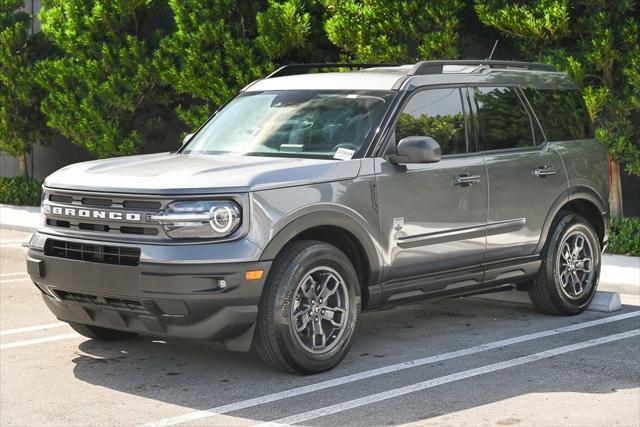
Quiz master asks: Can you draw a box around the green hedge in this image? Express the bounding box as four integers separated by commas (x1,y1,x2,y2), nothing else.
608,217,640,257
0,177,43,206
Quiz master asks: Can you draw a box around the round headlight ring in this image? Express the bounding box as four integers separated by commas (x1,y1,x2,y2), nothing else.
209,205,234,233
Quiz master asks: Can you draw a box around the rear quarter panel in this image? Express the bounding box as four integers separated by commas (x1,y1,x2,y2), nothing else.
554,138,610,211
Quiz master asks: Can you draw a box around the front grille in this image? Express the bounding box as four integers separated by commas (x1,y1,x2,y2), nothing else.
54,289,148,313
44,190,165,238
81,197,112,207
45,239,141,266
49,194,73,204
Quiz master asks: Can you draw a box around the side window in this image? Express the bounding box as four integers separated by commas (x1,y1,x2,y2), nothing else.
395,88,467,155
522,88,593,141
474,86,535,151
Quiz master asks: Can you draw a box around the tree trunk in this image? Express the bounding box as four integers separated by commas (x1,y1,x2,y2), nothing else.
609,159,623,218
18,153,29,178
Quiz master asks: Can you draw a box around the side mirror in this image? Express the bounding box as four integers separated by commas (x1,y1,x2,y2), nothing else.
182,133,194,146
389,136,441,164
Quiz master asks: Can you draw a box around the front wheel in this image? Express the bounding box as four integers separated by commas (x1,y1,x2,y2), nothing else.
255,240,361,374
529,213,601,315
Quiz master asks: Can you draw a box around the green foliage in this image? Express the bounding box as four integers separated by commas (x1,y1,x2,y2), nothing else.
0,0,50,160
0,176,42,205
608,217,640,257
1,0,638,175
474,0,569,43
37,0,172,158
322,0,464,62
475,0,640,175
157,0,313,129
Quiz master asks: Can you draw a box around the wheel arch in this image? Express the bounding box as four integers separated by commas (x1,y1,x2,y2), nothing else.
536,186,609,254
259,209,383,309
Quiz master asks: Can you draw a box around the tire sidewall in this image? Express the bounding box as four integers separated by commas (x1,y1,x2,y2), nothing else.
268,243,361,372
546,215,601,312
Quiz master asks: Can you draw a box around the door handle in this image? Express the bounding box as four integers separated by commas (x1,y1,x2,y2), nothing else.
454,173,481,187
533,166,557,178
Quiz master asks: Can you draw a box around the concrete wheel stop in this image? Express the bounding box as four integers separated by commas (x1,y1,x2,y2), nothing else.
471,289,622,313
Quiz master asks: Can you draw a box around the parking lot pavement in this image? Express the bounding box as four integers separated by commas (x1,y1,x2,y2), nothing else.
1,230,639,426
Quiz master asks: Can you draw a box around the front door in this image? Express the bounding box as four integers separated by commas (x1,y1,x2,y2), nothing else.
375,87,488,287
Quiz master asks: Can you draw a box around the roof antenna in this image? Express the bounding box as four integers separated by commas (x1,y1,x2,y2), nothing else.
487,40,499,60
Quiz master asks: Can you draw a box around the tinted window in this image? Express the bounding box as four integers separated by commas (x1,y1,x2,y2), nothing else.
474,87,534,151
395,88,467,155
523,88,593,141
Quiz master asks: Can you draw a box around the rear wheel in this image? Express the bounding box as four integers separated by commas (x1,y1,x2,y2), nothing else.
529,213,601,315
68,322,138,341
255,240,361,374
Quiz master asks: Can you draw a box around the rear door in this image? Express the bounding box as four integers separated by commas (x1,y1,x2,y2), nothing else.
375,87,488,283
470,86,568,261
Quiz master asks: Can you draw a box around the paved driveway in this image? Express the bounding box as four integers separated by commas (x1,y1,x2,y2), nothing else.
1,229,639,426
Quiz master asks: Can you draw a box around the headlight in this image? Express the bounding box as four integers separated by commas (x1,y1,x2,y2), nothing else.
150,200,241,239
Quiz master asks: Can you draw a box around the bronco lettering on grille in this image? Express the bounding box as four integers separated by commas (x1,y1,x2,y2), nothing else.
44,205,141,221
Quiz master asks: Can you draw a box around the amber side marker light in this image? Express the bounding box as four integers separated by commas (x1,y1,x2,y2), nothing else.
245,270,264,281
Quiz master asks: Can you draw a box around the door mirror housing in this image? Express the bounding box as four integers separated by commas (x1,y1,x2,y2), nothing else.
389,136,441,164
182,133,194,146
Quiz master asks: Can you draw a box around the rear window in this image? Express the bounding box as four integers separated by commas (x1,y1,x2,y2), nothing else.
522,88,593,141
473,86,535,151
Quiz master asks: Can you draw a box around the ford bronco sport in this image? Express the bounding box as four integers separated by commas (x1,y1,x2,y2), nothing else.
27,60,609,374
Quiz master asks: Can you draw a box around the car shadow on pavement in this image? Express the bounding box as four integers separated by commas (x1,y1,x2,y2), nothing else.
71,297,640,425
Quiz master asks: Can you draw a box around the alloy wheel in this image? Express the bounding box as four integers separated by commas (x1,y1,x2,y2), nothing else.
290,266,349,354
556,230,594,299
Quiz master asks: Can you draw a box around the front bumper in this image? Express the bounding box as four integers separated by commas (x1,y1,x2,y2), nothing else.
27,234,271,347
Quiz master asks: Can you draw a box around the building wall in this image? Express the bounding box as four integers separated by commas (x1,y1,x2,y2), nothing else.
1,120,186,180
0,136,93,180
621,164,640,217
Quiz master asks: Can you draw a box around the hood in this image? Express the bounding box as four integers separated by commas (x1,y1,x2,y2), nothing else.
44,153,362,195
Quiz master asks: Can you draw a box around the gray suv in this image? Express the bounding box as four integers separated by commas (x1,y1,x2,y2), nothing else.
27,60,610,374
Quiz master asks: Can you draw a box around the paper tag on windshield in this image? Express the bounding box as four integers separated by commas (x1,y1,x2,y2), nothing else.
333,148,355,160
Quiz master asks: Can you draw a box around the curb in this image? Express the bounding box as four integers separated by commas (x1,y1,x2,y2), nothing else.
471,289,626,312
0,204,41,233
0,224,37,233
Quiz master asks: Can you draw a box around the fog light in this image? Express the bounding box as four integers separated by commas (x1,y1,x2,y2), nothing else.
219,279,227,289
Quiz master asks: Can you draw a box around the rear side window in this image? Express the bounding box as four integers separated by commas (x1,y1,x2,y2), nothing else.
395,88,467,155
522,88,593,141
473,87,535,151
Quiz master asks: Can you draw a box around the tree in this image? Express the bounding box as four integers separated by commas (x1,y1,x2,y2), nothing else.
475,0,640,216
37,0,172,158
0,0,50,177
322,0,465,63
157,0,314,130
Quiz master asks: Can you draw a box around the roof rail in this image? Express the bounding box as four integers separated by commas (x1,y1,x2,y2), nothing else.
266,63,401,78
409,60,556,75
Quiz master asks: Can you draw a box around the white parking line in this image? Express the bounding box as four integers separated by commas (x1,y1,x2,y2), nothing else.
143,310,640,427
0,322,68,336
262,329,640,426
0,272,27,278
0,333,80,350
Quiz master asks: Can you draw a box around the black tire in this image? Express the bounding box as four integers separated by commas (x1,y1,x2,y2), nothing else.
255,240,361,374
529,213,601,315
68,322,138,341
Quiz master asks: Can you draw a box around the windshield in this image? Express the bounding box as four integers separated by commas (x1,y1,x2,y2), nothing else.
182,90,395,159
